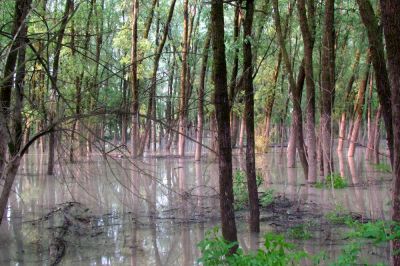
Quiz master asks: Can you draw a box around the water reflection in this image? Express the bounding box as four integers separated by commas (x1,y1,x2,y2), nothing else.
0,148,393,265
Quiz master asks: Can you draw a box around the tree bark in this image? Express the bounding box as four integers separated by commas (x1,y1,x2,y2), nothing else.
379,1,400,263
178,0,189,157
130,0,139,157
320,0,335,177
297,0,317,183
47,0,73,175
243,0,259,233
210,0,238,249
348,53,371,157
195,28,211,161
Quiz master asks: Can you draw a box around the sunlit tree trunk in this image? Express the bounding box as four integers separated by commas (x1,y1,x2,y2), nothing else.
210,0,238,249
348,53,371,157
337,51,360,152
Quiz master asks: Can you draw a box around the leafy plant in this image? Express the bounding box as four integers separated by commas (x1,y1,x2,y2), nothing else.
198,228,307,266
325,205,354,224
287,223,312,240
348,220,400,243
232,170,264,210
260,189,275,207
315,173,348,189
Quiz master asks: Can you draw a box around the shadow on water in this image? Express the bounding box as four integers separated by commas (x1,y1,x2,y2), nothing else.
0,147,393,265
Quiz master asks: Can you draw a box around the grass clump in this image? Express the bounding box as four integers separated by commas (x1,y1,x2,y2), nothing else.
315,173,348,189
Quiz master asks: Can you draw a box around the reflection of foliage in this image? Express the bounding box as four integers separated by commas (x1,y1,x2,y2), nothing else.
198,228,307,266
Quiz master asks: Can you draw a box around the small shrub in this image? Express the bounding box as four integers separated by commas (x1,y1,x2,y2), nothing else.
233,170,264,210
260,189,274,207
325,208,354,225
287,223,312,240
315,173,348,189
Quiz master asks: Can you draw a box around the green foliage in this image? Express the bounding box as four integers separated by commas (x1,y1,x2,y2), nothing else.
372,163,392,173
233,170,248,210
232,170,265,210
330,243,362,266
347,220,400,244
198,228,307,266
325,205,354,224
260,189,275,207
315,173,348,189
286,223,312,240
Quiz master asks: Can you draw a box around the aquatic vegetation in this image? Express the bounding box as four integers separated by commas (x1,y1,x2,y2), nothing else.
232,170,266,210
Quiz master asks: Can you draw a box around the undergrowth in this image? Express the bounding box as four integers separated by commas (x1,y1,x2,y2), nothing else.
315,173,348,189
233,170,272,210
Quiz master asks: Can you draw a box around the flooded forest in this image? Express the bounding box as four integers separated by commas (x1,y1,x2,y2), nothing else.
1,0,400,265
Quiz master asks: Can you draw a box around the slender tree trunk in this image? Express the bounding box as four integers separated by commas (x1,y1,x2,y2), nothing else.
210,0,238,249
195,28,211,161
297,0,317,183
348,54,371,157
337,51,360,151
130,0,139,157
243,0,259,233
178,0,189,157
47,0,73,175
379,1,400,263
320,0,335,177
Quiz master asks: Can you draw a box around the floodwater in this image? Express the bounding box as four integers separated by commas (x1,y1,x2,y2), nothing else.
0,147,393,265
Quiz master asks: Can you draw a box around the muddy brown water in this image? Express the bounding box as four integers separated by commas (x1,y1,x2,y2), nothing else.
0,147,392,265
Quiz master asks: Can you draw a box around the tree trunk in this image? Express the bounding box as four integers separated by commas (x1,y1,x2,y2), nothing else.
337,51,360,151
297,0,317,183
195,28,211,161
320,0,335,177
178,0,189,157
47,0,73,175
348,53,371,157
210,0,238,249
379,1,400,263
130,0,139,157
243,0,259,233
